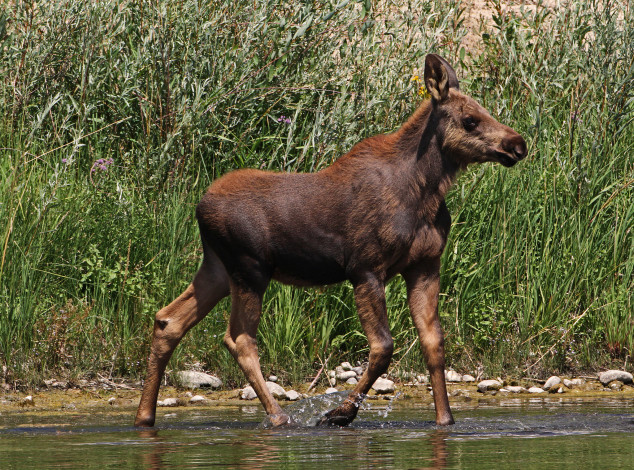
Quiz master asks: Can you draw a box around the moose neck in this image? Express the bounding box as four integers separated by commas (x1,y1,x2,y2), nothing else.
396,101,460,215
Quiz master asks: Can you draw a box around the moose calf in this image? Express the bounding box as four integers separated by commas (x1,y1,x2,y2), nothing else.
135,54,527,428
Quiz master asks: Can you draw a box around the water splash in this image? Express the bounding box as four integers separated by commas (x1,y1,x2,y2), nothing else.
378,392,402,419
260,391,353,428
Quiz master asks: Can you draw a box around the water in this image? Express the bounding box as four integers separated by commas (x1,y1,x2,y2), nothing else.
1,395,633,468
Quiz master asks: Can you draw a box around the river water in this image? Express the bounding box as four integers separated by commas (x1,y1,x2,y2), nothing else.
1,394,632,468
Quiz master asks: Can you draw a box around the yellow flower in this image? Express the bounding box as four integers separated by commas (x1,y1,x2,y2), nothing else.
410,75,420,82
418,86,430,99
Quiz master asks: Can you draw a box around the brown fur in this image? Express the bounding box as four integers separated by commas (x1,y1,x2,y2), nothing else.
135,54,527,428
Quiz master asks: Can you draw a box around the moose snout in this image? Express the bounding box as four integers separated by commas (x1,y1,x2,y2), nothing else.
502,133,527,161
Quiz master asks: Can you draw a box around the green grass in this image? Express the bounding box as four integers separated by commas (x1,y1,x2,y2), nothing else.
0,0,632,388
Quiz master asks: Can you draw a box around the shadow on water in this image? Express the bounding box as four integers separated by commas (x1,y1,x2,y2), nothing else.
0,395,632,468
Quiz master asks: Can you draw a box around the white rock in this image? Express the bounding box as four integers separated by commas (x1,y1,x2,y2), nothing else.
543,376,561,390
22,395,34,406
266,381,287,399
445,370,462,382
336,371,357,381
598,370,633,386
346,377,358,385
268,375,278,383
563,379,574,388
157,397,179,407
372,377,395,394
527,387,545,393
477,379,502,393
352,366,364,376
340,362,353,371
286,390,300,401
176,371,222,389
189,395,206,403
570,378,585,386
325,387,339,394
108,397,116,405
416,375,429,384
461,374,476,382
328,370,336,378
241,386,257,400
506,386,527,393
329,377,336,386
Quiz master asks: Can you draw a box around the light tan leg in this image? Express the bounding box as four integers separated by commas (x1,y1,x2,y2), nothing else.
320,275,393,425
135,254,229,427
223,283,289,426
403,262,454,425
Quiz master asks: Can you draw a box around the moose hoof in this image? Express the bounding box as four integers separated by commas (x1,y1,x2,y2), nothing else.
317,404,359,427
267,412,292,427
134,415,156,428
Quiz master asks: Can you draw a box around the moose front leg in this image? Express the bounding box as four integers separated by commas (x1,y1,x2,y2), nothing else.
403,263,455,426
319,274,393,426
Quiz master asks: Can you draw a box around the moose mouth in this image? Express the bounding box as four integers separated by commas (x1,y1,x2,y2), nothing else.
493,151,519,167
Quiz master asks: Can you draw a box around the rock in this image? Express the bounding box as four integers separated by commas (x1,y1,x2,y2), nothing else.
505,385,527,393
328,370,336,378
266,381,287,399
286,390,300,401
609,381,623,391
372,377,395,394
108,397,116,405
157,397,180,407
527,387,545,394
543,376,562,390
445,370,462,382
563,379,574,388
240,386,257,400
352,366,364,376
462,374,476,382
189,395,206,403
340,362,353,371
549,384,564,394
268,375,278,383
416,375,429,384
345,377,358,385
598,370,633,386
336,371,357,381
325,387,338,394
176,371,222,389
570,378,585,386
20,396,34,407
477,379,502,393
329,377,336,386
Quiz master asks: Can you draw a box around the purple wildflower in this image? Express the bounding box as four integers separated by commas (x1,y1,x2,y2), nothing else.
62,158,68,164
277,115,291,125
91,157,114,173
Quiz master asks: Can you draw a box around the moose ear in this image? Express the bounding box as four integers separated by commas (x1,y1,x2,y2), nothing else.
424,54,459,102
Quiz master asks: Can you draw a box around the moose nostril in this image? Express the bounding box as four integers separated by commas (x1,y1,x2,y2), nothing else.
514,141,527,159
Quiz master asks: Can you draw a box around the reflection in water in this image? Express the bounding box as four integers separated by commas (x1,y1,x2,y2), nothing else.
1,397,633,468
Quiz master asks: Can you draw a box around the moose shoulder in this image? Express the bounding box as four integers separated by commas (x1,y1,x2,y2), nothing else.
135,54,527,428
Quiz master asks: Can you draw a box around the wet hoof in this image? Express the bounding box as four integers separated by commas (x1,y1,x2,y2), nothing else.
134,415,156,427
316,404,358,427
268,413,292,427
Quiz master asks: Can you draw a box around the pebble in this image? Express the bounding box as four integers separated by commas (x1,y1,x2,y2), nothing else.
325,387,338,394
372,377,395,394
336,371,357,381
598,370,633,386
157,397,180,407
505,385,527,393
416,375,429,384
340,362,353,371
462,374,476,382
108,397,116,405
329,377,336,386
268,375,278,383
352,366,364,376
21,396,34,407
609,381,623,391
570,378,585,386
176,371,222,389
527,387,545,394
241,386,257,400
543,376,561,390
328,370,336,378
345,377,358,385
266,381,287,399
563,379,574,388
189,395,206,403
477,379,502,393
445,370,462,382
286,390,300,401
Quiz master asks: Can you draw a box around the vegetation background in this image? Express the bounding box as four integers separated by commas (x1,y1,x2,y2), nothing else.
1,0,632,389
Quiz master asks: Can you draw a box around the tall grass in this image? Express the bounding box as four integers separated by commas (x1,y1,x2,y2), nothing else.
0,0,632,387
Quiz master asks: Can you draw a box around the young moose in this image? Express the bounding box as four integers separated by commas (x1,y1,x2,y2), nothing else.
135,54,527,428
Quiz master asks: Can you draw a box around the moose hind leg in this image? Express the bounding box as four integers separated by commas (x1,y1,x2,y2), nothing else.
134,255,229,427
320,275,393,426
223,283,289,426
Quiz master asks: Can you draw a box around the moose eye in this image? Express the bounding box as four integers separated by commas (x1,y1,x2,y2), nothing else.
462,116,477,131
